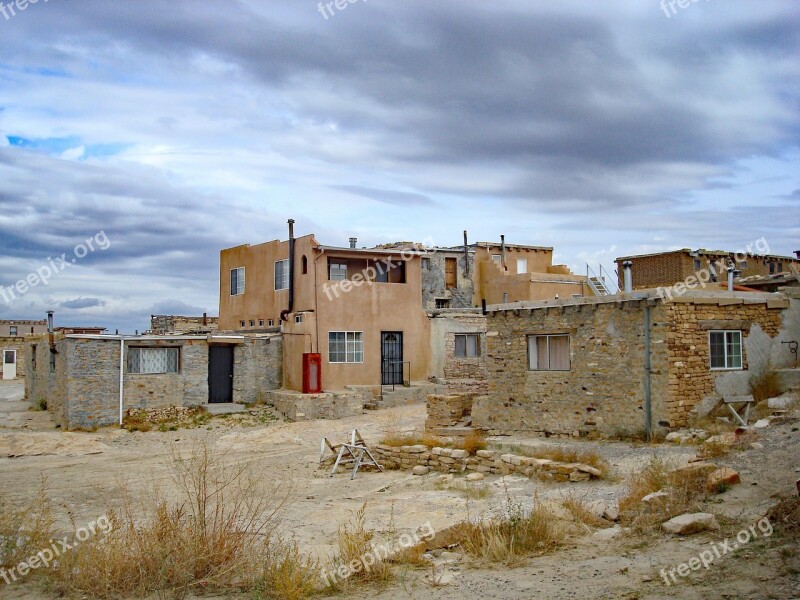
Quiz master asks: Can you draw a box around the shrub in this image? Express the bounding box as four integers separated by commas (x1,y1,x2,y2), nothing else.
750,370,781,403
0,482,54,571
462,430,488,455
326,503,392,590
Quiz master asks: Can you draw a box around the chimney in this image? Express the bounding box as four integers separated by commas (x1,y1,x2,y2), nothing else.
795,250,800,259
623,261,633,293
500,235,506,270
727,265,735,291
202,312,208,326
463,230,469,275
46,310,54,333
349,237,357,249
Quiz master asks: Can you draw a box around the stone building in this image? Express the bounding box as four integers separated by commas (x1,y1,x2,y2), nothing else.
475,289,798,437
429,309,488,395
25,333,282,430
0,320,48,380
149,314,219,335
615,248,800,291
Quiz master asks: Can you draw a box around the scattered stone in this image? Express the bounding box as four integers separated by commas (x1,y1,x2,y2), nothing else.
704,433,736,446
753,419,771,429
406,445,429,454
707,468,741,491
592,526,622,541
574,464,603,478
466,472,484,482
668,462,718,483
750,442,764,450
437,474,454,484
642,575,653,582
768,393,798,410
665,432,690,444
603,505,620,522
412,466,430,476
662,513,720,535
569,470,591,482
642,490,669,505
450,449,469,459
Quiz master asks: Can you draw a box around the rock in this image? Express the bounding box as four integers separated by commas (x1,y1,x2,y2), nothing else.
642,490,669,504
592,526,622,541
569,471,591,482
707,468,741,491
768,393,797,410
466,472,484,482
665,432,690,444
475,450,496,459
642,575,653,582
585,500,608,519
603,505,620,522
412,466,430,476
662,513,720,535
574,464,603,478
753,419,771,429
704,433,736,446
406,445,429,454
450,449,469,459
750,442,764,450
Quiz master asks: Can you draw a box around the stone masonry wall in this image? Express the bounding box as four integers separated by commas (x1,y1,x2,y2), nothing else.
234,336,282,404
65,338,121,429
371,445,603,482
425,394,473,429
664,299,784,425
25,339,68,424
476,301,670,437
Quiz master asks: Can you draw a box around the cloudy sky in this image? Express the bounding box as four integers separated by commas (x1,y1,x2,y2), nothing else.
0,0,798,332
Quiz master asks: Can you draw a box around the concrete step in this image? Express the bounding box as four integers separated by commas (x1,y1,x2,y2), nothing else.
205,403,247,416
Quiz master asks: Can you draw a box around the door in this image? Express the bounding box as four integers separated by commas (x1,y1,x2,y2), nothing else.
2,350,16,380
445,257,457,288
208,346,234,403
381,332,403,385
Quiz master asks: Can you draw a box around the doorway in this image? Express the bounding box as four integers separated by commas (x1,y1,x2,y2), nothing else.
445,257,457,288
208,346,234,403
381,332,404,385
2,350,16,380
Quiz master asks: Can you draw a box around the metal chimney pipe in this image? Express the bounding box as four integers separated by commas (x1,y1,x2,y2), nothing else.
727,266,735,291
795,250,800,260
623,261,633,293
463,230,469,275
500,235,506,270
46,310,54,333
282,219,296,321
349,237,357,249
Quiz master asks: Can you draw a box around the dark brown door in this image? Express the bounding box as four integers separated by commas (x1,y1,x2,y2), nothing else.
445,257,457,288
208,346,234,403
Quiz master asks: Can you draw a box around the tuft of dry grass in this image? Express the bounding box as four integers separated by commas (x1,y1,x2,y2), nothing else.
327,503,393,590
462,430,488,455
503,445,610,479
618,456,709,532
767,497,800,534
379,431,451,449
561,495,612,529
0,481,55,572
456,494,560,565
47,441,315,599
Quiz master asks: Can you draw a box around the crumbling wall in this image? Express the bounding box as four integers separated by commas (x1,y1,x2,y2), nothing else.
425,394,473,430
429,311,487,395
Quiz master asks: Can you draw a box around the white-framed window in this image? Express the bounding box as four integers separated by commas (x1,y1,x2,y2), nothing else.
516,258,528,274
295,314,303,324
249,320,255,327
492,254,502,264
268,319,274,327
528,334,570,371
230,267,245,296
709,330,743,370
128,347,180,374
329,331,363,363
9,326,17,336
259,319,264,327
329,259,348,281
275,259,289,290
455,333,481,358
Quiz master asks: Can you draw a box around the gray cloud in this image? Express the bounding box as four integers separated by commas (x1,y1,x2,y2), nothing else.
58,297,106,309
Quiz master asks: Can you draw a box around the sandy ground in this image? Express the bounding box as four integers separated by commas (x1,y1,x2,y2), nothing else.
1,386,798,599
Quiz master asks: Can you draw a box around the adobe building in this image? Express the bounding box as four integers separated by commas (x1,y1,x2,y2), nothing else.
0,319,48,380
615,248,800,291
475,289,799,438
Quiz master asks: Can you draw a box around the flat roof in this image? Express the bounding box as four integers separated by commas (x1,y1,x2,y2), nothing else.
317,245,426,256
616,248,800,261
473,242,553,251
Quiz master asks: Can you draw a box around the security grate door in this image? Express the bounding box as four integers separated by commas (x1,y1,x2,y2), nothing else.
381,332,403,385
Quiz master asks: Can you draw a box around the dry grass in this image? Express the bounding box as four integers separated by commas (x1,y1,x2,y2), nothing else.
561,495,612,529
379,431,451,449
326,503,393,590
47,441,317,599
123,407,212,433
0,481,55,571
750,370,782,403
618,456,708,532
502,445,610,479
456,495,560,565
462,430,488,455
767,497,800,535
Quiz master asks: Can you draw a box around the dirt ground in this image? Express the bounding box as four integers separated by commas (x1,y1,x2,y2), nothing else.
1,384,798,599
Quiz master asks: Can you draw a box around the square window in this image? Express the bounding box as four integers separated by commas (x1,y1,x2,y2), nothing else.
693,258,701,271
455,334,481,358
329,259,348,281
435,299,450,309
295,314,303,324
9,326,17,336
249,320,255,327
128,347,180,374
709,331,742,370
230,267,245,295
492,254,502,264
329,331,363,363
275,259,289,290
528,335,570,371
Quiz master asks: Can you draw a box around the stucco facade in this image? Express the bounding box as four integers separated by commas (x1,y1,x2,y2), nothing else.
0,320,47,380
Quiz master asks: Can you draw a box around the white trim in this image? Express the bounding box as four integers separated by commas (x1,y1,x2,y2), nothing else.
708,330,743,371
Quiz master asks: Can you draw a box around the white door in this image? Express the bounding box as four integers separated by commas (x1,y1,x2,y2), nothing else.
3,350,16,380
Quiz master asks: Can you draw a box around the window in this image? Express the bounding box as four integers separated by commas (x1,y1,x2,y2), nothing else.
738,260,748,269
492,254,502,264
240,321,246,328
373,260,389,283
295,314,303,324
259,320,264,327
268,319,274,327
528,335,570,371
328,332,363,363
435,299,450,309
516,259,528,274
9,326,17,336
693,258,702,271
128,347,180,374
329,259,348,281
275,259,289,290
709,331,742,370
422,257,431,270
249,320,255,327
230,267,245,296
31,345,36,371
302,255,308,275
455,334,481,358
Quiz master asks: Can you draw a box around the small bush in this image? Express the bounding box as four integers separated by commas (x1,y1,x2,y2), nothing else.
462,430,488,455
561,495,612,529
327,503,392,590
0,482,54,571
